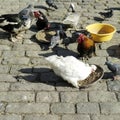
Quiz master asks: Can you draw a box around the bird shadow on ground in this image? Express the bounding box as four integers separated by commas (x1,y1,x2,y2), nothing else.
93,17,104,22
105,7,120,11
38,46,79,58
34,5,48,11
0,31,9,40
16,67,74,88
106,45,120,58
102,72,113,79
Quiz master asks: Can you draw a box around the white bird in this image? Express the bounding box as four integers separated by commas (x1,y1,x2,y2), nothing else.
68,3,76,12
46,55,97,88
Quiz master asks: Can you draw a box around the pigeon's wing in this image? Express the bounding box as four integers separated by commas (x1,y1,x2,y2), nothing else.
114,64,120,75
106,62,116,74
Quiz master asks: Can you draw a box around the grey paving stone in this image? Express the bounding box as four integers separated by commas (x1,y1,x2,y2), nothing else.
77,103,100,114
60,91,88,103
107,80,120,92
62,115,90,120
36,92,59,102
91,115,120,120
51,103,75,114
2,57,30,65
24,115,60,120
0,115,22,120
0,65,10,73
89,91,117,102
100,102,120,114
10,82,55,91
6,103,49,114
0,45,11,50
0,83,10,91
0,74,16,82
0,91,35,102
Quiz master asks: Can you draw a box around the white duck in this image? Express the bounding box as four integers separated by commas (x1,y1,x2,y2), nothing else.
45,55,97,88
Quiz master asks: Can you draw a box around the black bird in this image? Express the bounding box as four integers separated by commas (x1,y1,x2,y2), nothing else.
46,0,58,9
99,9,113,19
105,61,120,80
0,14,25,42
34,11,50,30
0,11,39,42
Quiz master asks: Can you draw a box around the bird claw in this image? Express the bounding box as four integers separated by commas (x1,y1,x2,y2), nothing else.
10,37,18,42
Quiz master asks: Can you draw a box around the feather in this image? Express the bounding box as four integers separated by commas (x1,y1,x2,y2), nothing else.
46,55,97,88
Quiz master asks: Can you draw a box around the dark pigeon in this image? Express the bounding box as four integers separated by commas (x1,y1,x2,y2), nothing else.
46,0,58,9
105,61,120,80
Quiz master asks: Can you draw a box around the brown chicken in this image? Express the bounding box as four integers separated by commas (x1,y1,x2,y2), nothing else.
77,33,96,59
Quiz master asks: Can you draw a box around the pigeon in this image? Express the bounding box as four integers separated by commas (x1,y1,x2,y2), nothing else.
18,4,35,29
49,30,61,48
46,0,58,9
105,61,120,80
68,3,76,12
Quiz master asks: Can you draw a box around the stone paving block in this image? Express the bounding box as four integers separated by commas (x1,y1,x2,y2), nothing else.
0,45,11,50
24,115,60,120
10,82,55,91
77,103,100,114
2,57,30,65
100,102,120,114
2,51,25,58
91,115,120,120
0,74,17,82
36,92,59,103
60,91,88,103
87,57,106,65
0,115,22,120
107,80,120,92
0,83,10,91
51,103,75,114
12,44,41,51
62,115,90,120
0,65,10,73
6,103,49,114
30,57,49,65
0,91,35,102
89,91,117,102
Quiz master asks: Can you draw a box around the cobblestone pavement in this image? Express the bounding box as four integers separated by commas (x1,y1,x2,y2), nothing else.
0,0,120,120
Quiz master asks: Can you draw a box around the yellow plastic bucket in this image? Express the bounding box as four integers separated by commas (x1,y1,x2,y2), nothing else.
86,23,116,42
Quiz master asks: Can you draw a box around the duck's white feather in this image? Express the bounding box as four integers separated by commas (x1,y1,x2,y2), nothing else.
46,55,96,88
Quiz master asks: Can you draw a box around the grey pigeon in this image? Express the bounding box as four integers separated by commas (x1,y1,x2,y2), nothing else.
46,0,58,9
18,4,35,29
105,61,120,80
49,30,61,48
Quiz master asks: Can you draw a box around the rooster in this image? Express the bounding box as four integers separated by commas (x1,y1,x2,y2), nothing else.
46,55,97,88
35,11,50,30
77,33,96,60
